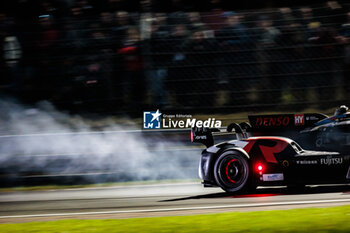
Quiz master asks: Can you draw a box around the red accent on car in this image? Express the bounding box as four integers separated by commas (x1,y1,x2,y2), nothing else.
190,131,194,142
259,141,288,163
226,159,237,183
243,141,256,153
245,137,290,164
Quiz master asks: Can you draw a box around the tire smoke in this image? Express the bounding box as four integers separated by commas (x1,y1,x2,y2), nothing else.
0,99,198,184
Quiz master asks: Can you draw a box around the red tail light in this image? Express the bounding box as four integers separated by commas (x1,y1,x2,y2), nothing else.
256,164,264,172
190,130,194,142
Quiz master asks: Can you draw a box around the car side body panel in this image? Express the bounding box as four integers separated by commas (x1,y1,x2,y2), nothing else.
200,136,350,188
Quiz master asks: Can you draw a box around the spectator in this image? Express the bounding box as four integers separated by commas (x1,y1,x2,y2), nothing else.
309,25,339,107
82,24,114,105
188,12,207,32
299,7,314,26
167,24,189,106
75,0,94,17
117,27,146,113
202,8,226,31
278,7,296,27
35,14,60,100
276,22,307,102
3,27,22,94
149,13,172,107
322,1,346,29
38,0,59,19
216,12,254,107
112,11,130,49
258,16,280,45
0,1,348,113
338,12,350,99
255,16,281,105
140,0,153,12
177,29,217,106
216,12,249,46
0,14,10,91
100,11,114,28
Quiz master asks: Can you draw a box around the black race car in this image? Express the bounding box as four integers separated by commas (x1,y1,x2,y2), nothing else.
245,105,350,152
191,125,350,193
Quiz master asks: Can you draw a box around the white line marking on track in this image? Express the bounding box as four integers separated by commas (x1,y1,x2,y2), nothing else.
1,198,350,219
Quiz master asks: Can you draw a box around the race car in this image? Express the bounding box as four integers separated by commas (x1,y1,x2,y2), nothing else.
240,105,350,152
191,125,350,193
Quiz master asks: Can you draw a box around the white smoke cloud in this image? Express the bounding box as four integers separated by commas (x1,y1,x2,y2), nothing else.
0,99,198,183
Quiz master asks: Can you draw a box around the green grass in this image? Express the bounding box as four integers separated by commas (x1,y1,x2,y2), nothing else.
2,205,350,232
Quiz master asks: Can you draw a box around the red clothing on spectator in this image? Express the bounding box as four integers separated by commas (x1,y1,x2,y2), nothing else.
117,46,144,71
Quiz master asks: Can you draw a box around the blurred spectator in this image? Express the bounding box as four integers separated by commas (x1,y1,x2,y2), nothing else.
276,22,307,103
3,30,22,93
216,12,254,106
298,7,322,42
322,1,346,28
216,12,249,46
258,16,280,45
309,25,339,106
37,15,59,49
111,11,131,107
278,7,296,27
140,0,153,12
255,16,281,104
169,24,190,58
202,8,225,31
338,12,350,41
75,0,94,17
0,14,10,90
38,0,58,19
338,12,350,99
167,24,189,106
35,14,60,100
117,27,146,113
188,12,207,32
100,11,114,28
112,11,130,49
299,7,315,26
0,1,349,113
149,13,172,107
81,24,114,104
177,30,217,106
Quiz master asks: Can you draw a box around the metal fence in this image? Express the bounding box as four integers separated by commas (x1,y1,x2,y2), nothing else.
1,3,350,114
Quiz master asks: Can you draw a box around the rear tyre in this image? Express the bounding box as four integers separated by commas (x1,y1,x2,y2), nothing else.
214,150,250,193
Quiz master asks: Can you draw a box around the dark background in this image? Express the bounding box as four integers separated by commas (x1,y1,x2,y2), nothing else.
0,1,334,14
0,0,349,116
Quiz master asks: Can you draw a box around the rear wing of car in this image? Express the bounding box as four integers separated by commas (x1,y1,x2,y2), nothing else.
191,123,249,148
190,113,329,147
248,113,328,131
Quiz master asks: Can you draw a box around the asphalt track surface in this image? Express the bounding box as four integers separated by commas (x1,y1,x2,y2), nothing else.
1,182,350,223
